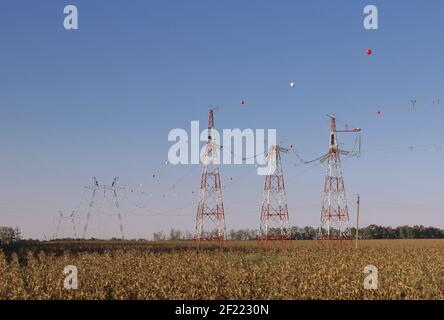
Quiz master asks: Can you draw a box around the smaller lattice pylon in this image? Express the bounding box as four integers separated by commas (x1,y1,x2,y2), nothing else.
82,177,99,239
53,210,77,239
82,177,125,240
259,144,290,242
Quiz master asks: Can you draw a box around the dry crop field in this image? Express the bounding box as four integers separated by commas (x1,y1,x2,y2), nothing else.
0,239,443,300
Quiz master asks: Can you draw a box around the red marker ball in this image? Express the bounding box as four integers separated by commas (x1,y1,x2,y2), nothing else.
366,49,372,55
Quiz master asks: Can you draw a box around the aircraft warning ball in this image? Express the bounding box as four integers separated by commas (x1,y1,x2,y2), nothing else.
366,48,372,55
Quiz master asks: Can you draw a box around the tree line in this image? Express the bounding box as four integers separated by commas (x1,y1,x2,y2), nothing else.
2,224,443,243
153,225,444,241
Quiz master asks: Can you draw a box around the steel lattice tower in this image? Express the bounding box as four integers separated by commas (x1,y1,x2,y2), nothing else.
53,210,77,239
195,108,226,245
260,145,290,242
82,177,125,240
318,116,353,240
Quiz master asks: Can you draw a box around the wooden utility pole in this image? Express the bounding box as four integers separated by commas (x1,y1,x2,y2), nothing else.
356,194,360,249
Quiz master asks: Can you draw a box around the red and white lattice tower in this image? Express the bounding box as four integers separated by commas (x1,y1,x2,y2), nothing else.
318,115,356,240
259,145,290,242
195,108,226,245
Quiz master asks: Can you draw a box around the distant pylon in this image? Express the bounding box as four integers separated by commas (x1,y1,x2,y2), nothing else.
259,145,290,242
318,115,355,240
82,177,99,239
195,108,226,245
82,177,125,240
53,210,77,239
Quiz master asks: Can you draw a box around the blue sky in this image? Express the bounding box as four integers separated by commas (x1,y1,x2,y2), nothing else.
1,0,444,239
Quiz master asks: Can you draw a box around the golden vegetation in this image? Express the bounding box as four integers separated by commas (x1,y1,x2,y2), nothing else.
0,240,443,300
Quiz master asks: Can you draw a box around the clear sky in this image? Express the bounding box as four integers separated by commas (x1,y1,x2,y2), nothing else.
1,0,444,239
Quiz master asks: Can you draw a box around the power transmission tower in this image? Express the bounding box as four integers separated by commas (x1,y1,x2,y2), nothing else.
259,145,290,243
318,115,361,241
53,210,77,239
82,177,99,239
195,108,226,246
82,177,125,240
